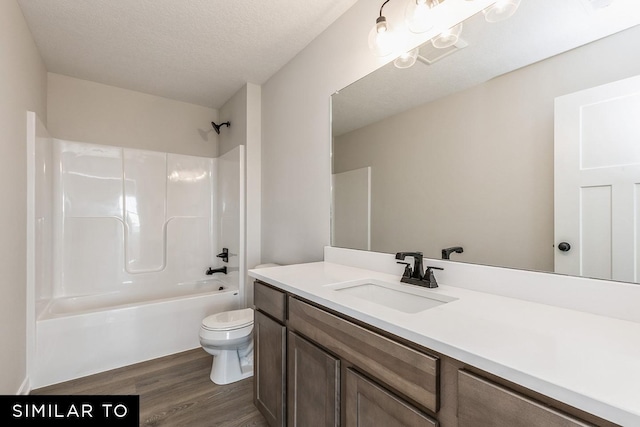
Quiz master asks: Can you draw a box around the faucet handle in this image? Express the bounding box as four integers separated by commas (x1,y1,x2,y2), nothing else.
216,248,229,263
396,261,412,278
424,266,444,288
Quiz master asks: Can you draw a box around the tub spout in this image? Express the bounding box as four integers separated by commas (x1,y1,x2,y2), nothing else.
206,266,227,275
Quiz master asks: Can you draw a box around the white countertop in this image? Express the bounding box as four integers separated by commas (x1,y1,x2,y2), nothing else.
249,261,640,426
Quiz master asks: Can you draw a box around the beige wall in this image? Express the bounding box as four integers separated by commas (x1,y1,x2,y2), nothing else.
333,26,640,272
218,84,247,156
260,1,395,265
261,1,491,265
0,0,47,393
47,73,218,157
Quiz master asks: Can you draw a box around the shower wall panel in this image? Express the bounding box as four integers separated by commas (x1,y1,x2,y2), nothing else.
166,153,217,286
54,140,217,297
57,143,124,296
124,149,167,273
216,146,245,291
34,118,54,304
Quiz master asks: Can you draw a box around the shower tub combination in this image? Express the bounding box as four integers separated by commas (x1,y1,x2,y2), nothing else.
29,116,245,388
35,279,240,388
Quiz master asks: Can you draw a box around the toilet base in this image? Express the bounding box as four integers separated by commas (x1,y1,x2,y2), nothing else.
209,349,254,385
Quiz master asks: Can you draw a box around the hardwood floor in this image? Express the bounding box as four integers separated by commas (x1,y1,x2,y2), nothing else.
32,349,268,427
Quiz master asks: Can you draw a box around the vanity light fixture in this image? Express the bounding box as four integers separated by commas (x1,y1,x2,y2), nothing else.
405,0,435,33
482,0,522,23
432,22,463,48
393,48,419,68
373,0,523,62
368,0,397,56
422,0,465,49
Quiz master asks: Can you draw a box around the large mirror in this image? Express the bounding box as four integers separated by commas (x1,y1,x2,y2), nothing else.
331,0,640,283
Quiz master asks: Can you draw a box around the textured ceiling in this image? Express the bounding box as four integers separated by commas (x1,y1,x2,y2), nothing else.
332,0,640,136
17,0,358,108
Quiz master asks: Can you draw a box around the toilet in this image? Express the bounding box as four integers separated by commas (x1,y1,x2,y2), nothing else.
200,307,255,385
199,263,279,385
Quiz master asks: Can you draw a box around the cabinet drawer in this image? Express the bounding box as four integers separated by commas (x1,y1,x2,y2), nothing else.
254,281,286,322
458,370,592,427
288,297,439,413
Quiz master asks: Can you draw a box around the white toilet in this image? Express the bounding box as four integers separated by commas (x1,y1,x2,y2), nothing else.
199,263,279,385
199,307,254,385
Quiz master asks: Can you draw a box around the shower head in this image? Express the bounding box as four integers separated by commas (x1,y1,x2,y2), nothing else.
211,121,231,134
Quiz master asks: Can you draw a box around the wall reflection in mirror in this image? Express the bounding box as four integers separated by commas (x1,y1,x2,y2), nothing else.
331,0,640,283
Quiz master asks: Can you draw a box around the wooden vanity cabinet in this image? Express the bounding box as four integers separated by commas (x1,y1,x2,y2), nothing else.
254,282,287,427
287,297,439,427
253,280,439,427
253,280,613,427
457,370,594,427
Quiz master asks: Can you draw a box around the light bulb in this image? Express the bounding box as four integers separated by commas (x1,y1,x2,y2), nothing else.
394,48,419,69
405,0,435,34
432,22,463,49
483,0,522,23
368,16,396,57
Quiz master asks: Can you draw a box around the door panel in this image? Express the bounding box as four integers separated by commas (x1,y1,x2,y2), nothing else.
554,74,640,282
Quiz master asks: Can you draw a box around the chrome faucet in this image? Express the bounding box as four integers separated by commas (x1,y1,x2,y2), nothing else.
395,251,443,288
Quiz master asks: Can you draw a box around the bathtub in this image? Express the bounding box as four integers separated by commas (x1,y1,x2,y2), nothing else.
33,279,240,388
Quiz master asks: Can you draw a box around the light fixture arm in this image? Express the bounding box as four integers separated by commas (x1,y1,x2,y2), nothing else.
379,0,391,17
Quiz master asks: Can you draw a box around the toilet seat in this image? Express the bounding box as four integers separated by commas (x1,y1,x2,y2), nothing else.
202,308,253,331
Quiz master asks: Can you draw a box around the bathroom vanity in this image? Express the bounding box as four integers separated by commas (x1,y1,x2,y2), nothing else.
250,250,640,427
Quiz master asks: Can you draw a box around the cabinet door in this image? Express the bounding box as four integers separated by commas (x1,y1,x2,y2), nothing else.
458,370,592,427
287,332,340,427
345,369,438,427
254,310,286,427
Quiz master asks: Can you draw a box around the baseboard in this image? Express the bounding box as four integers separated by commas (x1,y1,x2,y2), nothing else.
17,377,30,395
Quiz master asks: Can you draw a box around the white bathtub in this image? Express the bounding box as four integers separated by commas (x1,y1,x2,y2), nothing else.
33,279,240,388
39,279,232,319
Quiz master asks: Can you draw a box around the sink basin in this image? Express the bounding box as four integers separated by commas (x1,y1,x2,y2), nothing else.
326,279,457,314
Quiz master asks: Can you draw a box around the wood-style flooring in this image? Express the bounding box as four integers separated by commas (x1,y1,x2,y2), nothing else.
32,349,268,427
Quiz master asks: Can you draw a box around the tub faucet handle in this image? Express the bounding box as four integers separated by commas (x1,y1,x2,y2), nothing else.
216,248,229,263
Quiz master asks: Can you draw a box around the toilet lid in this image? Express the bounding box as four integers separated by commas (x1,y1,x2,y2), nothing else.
202,308,253,331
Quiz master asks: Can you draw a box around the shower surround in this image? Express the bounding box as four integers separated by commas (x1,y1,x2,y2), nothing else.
29,113,245,387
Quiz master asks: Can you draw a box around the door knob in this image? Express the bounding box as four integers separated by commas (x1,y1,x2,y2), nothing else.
557,242,571,252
